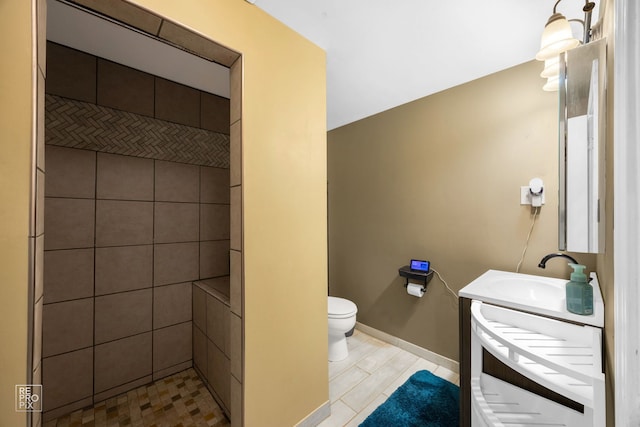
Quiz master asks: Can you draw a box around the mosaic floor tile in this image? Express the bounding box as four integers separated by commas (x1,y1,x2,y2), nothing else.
44,369,229,427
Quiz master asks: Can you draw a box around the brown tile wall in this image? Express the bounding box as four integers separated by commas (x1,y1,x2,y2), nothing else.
46,42,230,134
42,42,230,421
190,57,240,423
42,146,229,418
228,57,243,427
43,146,229,418
45,42,230,169
192,278,231,415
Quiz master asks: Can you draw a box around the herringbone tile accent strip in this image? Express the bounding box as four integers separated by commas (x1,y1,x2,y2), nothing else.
45,94,230,168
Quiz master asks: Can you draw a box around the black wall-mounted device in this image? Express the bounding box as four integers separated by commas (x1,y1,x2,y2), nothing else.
399,259,433,291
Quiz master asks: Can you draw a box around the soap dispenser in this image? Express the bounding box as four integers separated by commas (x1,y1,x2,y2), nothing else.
565,263,593,315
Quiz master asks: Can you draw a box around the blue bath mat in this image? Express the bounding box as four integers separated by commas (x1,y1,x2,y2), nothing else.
359,370,459,427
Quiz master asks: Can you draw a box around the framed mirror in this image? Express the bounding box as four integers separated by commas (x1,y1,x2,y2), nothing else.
558,37,607,254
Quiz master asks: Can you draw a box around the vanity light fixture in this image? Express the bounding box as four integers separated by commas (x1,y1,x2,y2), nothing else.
543,75,560,92
535,1,580,62
541,56,561,91
536,0,596,91
541,56,560,78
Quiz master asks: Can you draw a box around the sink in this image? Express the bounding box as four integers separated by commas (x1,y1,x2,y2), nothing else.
483,277,565,307
459,270,604,327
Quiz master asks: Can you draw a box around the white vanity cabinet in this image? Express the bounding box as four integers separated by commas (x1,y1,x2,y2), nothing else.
458,270,605,427
470,300,604,426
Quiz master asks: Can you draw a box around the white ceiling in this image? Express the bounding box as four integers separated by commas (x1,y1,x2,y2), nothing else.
48,0,597,131
47,0,230,98
252,0,597,130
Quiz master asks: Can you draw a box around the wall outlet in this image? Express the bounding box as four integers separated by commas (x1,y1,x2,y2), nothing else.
520,186,531,204
520,186,545,205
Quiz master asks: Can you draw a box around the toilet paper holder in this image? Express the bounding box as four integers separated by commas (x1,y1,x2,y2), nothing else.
398,265,434,292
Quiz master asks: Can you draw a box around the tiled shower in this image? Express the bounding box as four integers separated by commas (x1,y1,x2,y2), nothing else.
42,41,232,420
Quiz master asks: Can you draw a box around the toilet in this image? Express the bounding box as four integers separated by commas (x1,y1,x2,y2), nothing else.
328,296,358,362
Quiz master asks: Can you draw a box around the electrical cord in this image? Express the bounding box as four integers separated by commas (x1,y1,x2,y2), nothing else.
516,206,540,273
430,267,458,303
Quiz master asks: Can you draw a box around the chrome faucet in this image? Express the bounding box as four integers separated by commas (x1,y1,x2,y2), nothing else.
538,253,579,269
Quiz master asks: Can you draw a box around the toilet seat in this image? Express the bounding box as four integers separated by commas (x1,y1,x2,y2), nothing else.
328,296,357,319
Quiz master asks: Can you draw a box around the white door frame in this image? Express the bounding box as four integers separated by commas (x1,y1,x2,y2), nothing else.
614,0,640,425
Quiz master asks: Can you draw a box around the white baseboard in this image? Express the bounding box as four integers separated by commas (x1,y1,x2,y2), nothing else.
295,400,331,427
355,322,459,373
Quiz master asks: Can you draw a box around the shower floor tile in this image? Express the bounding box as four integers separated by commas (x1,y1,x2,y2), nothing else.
44,368,229,427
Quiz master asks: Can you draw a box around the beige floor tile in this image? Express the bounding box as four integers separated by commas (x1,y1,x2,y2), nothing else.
329,365,369,403
329,335,381,379
345,329,368,345
343,394,387,427
355,341,401,374
325,329,456,427
434,365,460,384
318,399,358,427
342,349,417,413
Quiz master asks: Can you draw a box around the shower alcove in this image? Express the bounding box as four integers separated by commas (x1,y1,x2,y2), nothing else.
37,1,244,425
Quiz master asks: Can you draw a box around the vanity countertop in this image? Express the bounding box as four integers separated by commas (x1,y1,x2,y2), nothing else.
459,269,604,328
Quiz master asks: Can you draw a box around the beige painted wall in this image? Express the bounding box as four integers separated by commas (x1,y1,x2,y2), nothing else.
328,59,596,361
0,0,33,425
129,1,328,426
